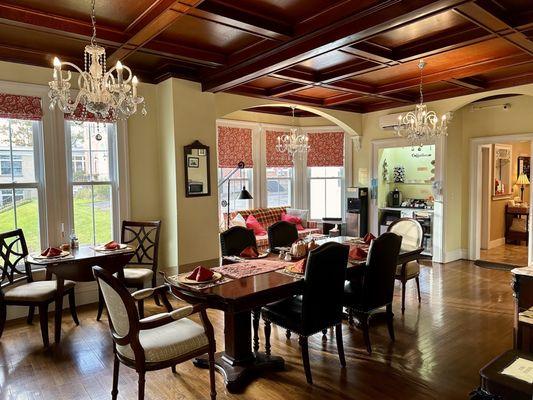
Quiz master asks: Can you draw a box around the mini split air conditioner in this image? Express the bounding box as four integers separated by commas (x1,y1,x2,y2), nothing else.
379,112,404,130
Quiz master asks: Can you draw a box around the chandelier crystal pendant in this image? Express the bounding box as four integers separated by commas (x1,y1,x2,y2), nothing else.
48,0,146,122
275,106,310,162
394,60,450,149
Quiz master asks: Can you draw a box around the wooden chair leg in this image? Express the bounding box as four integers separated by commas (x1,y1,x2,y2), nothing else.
27,306,35,325
415,276,422,303
264,320,271,356
0,302,6,338
252,308,260,353
348,308,354,325
171,365,177,374
322,329,327,341
361,315,372,355
68,290,80,326
138,371,146,400
138,300,145,319
335,324,346,367
286,330,291,339
299,336,313,384
386,304,395,342
38,304,49,348
112,354,120,399
97,287,105,321
401,281,406,314
208,346,217,400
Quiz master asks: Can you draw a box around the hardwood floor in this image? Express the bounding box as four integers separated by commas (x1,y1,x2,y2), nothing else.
479,243,528,267
0,260,514,400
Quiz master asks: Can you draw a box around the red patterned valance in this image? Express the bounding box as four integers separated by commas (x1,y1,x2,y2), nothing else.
0,93,42,121
64,103,114,123
306,131,345,167
266,130,292,167
217,125,253,168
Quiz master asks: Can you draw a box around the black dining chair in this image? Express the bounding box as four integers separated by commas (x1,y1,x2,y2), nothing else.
220,226,257,257
267,221,298,253
262,241,349,384
344,232,402,354
0,229,78,347
219,226,262,352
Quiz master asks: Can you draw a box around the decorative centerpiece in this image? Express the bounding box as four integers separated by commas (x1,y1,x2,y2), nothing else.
291,240,308,259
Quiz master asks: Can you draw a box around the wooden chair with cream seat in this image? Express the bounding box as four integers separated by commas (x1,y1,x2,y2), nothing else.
97,220,162,320
387,218,424,314
0,229,78,347
93,266,217,400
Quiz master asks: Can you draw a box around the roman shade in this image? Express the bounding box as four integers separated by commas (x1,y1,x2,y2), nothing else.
266,130,292,167
306,131,344,167
217,125,253,168
0,93,43,121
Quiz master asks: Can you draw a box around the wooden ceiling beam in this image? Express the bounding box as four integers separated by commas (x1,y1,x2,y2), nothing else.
343,42,398,65
269,83,312,97
108,0,204,64
322,81,414,104
270,69,318,85
193,1,292,41
446,77,486,90
323,93,365,106
202,0,472,92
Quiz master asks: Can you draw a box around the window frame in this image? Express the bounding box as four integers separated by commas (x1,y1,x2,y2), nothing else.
307,166,345,220
266,166,294,208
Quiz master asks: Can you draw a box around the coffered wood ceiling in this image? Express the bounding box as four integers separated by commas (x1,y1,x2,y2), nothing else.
0,0,532,113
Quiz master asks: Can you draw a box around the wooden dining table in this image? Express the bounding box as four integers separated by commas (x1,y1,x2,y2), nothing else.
164,236,423,393
26,246,134,344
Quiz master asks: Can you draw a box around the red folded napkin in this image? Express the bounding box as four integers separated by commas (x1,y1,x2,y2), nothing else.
41,247,62,257
349,246,368,261
104,241,121,250
293,258,307,274
187,266,214,282
239,246,259,258
363,233,376,245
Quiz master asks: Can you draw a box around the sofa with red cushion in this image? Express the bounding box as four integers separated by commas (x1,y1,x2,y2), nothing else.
226,206,321,250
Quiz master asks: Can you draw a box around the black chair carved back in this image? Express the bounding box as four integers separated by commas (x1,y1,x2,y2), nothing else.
360,232,402,310
268,221,298,253
302,242,349,334
0,229,31,289
121,221,161,285
220,227,257,256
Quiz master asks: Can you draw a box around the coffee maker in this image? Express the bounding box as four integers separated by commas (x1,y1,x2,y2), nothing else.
387,188,403,207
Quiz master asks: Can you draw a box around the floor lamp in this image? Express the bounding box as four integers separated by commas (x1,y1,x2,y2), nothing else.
218,161,253,229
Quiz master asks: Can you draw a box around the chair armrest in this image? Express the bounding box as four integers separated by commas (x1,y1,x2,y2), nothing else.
139,305,200,330
131,284,169,301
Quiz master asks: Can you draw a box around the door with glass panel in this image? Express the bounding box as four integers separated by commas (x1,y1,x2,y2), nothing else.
0,118,44,252
65,121,118,245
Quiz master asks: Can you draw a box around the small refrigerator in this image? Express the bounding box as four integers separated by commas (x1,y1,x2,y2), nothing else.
346,187,368,237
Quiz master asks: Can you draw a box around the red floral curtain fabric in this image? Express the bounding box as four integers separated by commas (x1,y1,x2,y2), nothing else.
217,125,253,168
306,131,345,167
0,93,43,121
266,130,292,167
64,103,114,123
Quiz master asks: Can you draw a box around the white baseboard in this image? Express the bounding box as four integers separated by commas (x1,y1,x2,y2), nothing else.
6,282,99,321
488,237,505,249
443,248,468,263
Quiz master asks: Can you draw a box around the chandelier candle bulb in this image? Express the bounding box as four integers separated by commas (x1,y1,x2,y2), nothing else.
116,61,123,84
132,76,138,97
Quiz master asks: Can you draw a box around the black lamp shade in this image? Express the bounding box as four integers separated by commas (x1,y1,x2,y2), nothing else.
238,186,253,200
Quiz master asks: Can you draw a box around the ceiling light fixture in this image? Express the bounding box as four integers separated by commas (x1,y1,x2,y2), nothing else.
48,0,146,122
395,60,450,149
276,106,310,162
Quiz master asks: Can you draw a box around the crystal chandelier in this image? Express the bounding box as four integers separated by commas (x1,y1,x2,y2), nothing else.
276,106,310,162
395,60,450,149
48,0,146,122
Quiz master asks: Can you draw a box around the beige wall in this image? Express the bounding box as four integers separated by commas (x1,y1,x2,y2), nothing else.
223,110,331,127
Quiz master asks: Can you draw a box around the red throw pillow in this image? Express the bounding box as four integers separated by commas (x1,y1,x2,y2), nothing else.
281,212,304,231
246,214,267,236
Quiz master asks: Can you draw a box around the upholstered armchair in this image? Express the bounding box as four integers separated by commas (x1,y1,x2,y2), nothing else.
388,218,424,313
93,266,217,400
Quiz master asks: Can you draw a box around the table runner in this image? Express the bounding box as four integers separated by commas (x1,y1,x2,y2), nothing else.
212,259,293,279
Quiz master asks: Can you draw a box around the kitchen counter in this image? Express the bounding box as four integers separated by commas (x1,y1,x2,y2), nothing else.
379,207,434,213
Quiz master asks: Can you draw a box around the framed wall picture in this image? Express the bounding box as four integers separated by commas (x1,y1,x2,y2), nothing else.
517,156,530,179
188,157,199,168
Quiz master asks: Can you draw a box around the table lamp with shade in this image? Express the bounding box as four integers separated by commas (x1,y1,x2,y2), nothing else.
516,173,530,203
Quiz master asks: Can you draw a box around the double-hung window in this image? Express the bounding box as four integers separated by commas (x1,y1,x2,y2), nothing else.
266,167,292,207
66,121,118,245
0,117,44,252
217,167,253,212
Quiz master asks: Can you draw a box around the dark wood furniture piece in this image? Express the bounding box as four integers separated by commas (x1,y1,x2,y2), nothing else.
262,242,349,384
93,266,217,400
267,221,298,253
0,229,78,347
27,245,134,344
512,267,533,352
388,218,424,314
477,350,533,400
98,220,162,320
164,235,423,392
344,232,403,354
505,205,529,245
